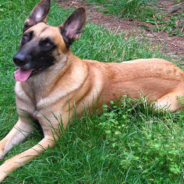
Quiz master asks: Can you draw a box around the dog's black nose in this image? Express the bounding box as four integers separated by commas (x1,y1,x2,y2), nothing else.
13,53,27,66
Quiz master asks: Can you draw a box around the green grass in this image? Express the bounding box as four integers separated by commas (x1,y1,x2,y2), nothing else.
83,0,153,19
0,0,184,183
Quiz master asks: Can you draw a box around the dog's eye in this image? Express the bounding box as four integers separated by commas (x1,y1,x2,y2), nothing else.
40,38,55,50
41,38,54,48
44,41,52,46
22,32,33,45
23,35,29,40
23,33,32,41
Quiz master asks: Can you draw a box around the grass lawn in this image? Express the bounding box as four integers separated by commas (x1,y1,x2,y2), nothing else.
0,0,184,183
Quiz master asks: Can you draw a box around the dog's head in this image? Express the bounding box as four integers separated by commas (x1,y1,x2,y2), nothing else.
13,0,86,82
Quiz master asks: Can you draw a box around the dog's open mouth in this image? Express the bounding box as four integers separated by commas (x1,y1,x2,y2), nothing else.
14,65,48,82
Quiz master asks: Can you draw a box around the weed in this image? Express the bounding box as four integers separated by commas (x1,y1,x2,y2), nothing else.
96,97,184,182
146,12,184,37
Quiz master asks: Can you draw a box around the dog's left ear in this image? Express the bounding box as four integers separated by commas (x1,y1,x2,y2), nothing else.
59,8,86,48
23,0,51,32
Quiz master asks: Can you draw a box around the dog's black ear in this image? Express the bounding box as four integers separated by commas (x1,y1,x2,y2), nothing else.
59,8,86,48
23,0,51,32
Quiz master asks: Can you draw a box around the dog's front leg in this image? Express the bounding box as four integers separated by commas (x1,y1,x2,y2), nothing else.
0,117,34,160
0,110,62,182
0,134,54,181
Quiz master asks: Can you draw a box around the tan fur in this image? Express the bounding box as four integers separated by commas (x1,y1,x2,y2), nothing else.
0,2,184,181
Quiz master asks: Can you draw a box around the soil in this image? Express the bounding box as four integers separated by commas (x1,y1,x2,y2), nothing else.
58,0,184,62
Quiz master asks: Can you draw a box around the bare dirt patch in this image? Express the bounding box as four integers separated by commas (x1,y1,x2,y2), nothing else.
58,0,184,62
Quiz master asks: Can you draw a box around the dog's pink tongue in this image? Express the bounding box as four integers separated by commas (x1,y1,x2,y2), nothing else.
14,68,32,82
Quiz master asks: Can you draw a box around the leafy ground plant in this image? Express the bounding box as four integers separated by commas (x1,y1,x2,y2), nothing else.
96,97,184,183
0,0,184,183
144,10,184,37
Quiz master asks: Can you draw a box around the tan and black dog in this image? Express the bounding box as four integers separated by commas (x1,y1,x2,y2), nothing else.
1,0,184,181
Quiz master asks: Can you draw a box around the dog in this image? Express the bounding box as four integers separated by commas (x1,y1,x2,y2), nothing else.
0,0,184,181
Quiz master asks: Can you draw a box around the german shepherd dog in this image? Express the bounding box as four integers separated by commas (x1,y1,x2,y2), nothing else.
0,0,184,181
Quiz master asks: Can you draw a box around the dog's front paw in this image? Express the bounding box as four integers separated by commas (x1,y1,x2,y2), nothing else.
0,153,4,161
0,146,5,160
0,164,8,182
0,157,4,161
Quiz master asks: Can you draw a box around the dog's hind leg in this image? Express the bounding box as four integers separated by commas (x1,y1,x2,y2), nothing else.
0,117,33,160
155,91,184,112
